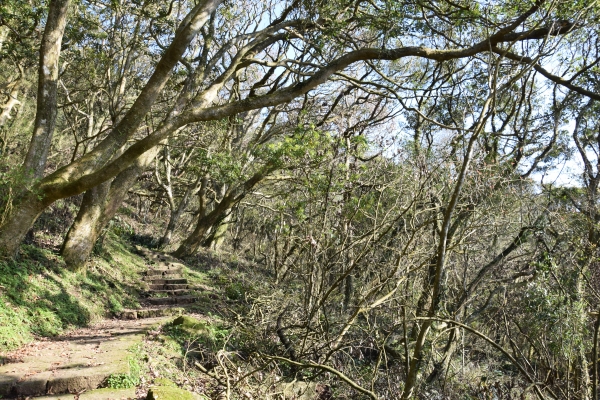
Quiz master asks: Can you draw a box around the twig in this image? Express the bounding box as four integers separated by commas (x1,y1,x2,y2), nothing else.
260,353,379,400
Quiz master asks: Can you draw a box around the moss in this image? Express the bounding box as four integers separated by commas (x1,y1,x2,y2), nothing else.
146,386,198,400
172,315,207,330
153,377,178,387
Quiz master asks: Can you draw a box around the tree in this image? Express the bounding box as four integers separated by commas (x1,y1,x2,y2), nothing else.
0,0,581,260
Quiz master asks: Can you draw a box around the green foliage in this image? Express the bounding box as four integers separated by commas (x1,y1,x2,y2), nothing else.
520,254,588,359
255,124,335,169
108,295,124,314
106,356,141,389
225,282,245,300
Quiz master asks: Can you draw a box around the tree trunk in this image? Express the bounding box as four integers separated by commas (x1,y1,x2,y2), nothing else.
0,75,23,129
0,191,51,258
173,169,268,258
158,175,203,249
203,210,232,250
0,0,220,259
23,0,70,179
173,208,222,258
60,181,110,270
61,147,160,270
0,26,9,52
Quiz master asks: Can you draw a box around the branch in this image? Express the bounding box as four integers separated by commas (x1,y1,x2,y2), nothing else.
492,46,600,101
261,354,379,400
415,317,548,400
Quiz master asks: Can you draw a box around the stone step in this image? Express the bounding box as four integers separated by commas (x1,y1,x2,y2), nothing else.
0,318,163,398
148,296,197,306
147,253,180,263
146,266,183,275
143,274,183,281
145,278,188,285
117,307,184,320
148,289,194,296
33,387,136,399
148,284,189,291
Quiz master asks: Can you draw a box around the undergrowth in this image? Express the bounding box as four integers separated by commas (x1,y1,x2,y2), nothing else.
0,233,146,352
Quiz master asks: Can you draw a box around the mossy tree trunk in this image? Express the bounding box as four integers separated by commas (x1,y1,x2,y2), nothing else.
60,181,111,269
173,169,268,258
0,191,52,257
0,0,220,258
61,147,160,270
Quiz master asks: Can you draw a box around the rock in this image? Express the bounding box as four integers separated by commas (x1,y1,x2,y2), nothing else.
27,383,136,399
146,386,201,400
118,310,138,319
171,316,207,334
79,387,137,399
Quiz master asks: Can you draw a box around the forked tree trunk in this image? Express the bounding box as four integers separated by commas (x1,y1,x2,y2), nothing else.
158,175,204,249
61,148,160,270
172,209,223,258
173,170,268,258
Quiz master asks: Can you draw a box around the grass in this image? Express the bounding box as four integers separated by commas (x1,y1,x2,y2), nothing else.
107,354,142,389
0,232,147,352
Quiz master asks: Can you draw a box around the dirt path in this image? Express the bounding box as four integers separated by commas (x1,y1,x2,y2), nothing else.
0,317,166,399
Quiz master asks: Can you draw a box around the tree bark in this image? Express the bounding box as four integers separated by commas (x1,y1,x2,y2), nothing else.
203,210,232,250
0,75,24,129
158,178,200,249
61,147,160,270
173,169,268,258
0,191,52,257
173,203,227,258
23,0,70,179
60,181,111,269
0,26,9,52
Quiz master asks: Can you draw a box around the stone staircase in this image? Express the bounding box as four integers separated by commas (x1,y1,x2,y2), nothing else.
138,247,199,307
0,318,165,399
0,247,206,399
116,246,203,320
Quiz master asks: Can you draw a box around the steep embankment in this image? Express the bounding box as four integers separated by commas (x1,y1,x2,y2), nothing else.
0,237,147,352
